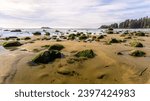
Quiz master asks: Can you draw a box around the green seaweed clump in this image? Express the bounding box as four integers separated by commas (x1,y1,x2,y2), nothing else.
130,41,143,47
108,38,122,44
79,34,88,40
48,44,64,51
31,50,63,64
135,31,145,36
3,41,22,47
75,49,95,58
68,34,76,40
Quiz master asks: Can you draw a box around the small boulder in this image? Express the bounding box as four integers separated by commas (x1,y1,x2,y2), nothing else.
48,44,64,51
135,31,145,36
68,34,76,40
92,36,97,41
97,35,104,39
51,35,57,39
10,29,21,32
4,36,18,40
79,34,88,40
56,38,62,42
117,52,123,55
3,41,22,47
130,41,143,47
76,32,82,37
22,37,31,40
55,30,60,32
75,49,96,58
129,50,146,57
33,32,41,35
31,50,63,64
45,32,50,36
16,38,20,41
107,28,114,34
107,38,122,44
123,31,129,35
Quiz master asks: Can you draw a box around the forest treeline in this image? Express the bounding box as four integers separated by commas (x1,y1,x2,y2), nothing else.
100,16,150,29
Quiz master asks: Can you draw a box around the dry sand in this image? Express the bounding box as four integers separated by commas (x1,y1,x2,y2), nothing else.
0,34,150,84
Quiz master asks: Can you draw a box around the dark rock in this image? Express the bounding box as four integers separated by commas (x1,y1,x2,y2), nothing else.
8,36,18,39
97,74,106,79
16,38,20,41
4,36,18,40
10,29,21,32
51,35,57,39
107,38,122,44
31,50,63,64
56,38,62,42
59,36,66,39
75,49,96,58
117,52,123,55
123,30,129,35
76,32,82,37
45,32,50,36
55,30,60,32
79,34,88,40
33,32,41,35
129,50,146,57
3,41,22,47
97,35,104,39
4,29,10,31
92,36,97,41
130,41,143,47
107,28,114,34
135,31,145,36
68,34,76,40
48,44,64,51
22,37,31,40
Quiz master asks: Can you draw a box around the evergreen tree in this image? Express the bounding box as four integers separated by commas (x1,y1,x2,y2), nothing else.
100,16,150,29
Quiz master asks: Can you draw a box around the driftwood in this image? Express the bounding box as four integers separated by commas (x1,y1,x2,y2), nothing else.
139,67,148,76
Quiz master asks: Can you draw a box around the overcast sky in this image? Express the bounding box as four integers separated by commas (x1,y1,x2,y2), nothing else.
0,0,150,28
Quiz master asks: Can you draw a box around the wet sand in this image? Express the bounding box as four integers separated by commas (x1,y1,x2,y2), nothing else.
0,34,150,84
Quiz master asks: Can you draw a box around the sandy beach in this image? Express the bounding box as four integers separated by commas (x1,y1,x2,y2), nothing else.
0,33,150,84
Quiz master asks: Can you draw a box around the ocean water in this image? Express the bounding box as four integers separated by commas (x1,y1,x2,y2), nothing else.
0,46,7,52
0,28,103,38
0,28,150,38
0,46,10,55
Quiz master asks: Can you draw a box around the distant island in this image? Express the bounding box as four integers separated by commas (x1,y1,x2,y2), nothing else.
100,16,150,29
41,27,51,29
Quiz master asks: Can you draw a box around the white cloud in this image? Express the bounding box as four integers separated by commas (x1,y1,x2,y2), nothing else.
0,0,149,28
